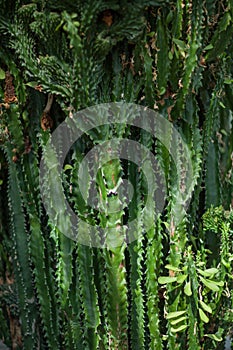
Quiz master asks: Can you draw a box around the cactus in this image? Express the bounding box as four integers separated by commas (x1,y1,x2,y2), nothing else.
0,1,233,349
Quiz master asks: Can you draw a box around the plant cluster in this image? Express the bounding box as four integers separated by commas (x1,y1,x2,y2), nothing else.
0,0,232,349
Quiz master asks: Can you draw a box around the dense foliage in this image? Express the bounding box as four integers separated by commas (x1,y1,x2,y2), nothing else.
0,0,233,349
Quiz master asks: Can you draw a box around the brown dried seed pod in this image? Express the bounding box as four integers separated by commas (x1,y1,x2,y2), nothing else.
4,71,18,104
102,10,113,27
35,84,43,92
12,155,18,163
40,112,53,131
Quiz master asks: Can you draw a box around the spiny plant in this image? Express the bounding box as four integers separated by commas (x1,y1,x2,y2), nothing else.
0,0,233,349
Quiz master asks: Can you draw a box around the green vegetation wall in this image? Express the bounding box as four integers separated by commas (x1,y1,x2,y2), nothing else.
0,0,233,349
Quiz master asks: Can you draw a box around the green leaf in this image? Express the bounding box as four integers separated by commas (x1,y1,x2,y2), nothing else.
170,316,187,325
204,268,219,275
199,308,209,323
168,51,173,60
158,276,177,284
0,68,5,79
64,164,73,171
173,38,187,51
197,268,218,277
147,31,155,37
171,324,188,333
166,310,186,319
213,280,224,287
203,44,213,51
165,264,181,272
25,81,39,88
205,334,223,342
70,13,78,19
159,87,166,95
222,258,230,268
176,274,188,284
199,300,212,314
199,277,220,291
224,79,233,85
219,101,225,109
184,281,192,296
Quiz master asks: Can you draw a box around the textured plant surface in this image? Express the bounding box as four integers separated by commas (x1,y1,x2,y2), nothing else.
0,0,233,349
